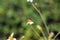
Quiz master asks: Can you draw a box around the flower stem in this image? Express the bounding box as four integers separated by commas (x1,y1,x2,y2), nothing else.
30,26,41,38
31,3,49,35
53,32,60,40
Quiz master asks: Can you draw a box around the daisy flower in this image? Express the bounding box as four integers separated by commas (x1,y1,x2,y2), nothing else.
7,33,17,40
27,18,34,25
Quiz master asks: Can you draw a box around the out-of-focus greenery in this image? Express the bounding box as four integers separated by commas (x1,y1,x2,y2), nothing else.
0,0,60,40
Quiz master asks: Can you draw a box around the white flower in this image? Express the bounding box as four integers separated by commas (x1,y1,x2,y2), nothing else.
7,32,17,40
27,21,34,25
7,38,16,40
27,18,34,25
27,0,33,3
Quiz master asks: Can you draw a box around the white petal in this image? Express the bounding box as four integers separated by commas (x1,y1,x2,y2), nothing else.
7,39,10,40
30,0,33,2
30,22,34,24
27,0,30,2
13,38,16,40
27,22,34,25
11,32,14,36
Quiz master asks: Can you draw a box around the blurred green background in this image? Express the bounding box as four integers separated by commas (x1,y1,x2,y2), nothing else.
0,0,60,40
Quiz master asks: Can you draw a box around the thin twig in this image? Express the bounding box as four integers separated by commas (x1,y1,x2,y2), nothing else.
30,26,41,39
40,28,47,40
53,32,60,40
31,3,49,35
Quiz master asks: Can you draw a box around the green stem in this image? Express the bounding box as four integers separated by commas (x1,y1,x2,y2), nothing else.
53,32,60,40
32,3,49,35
